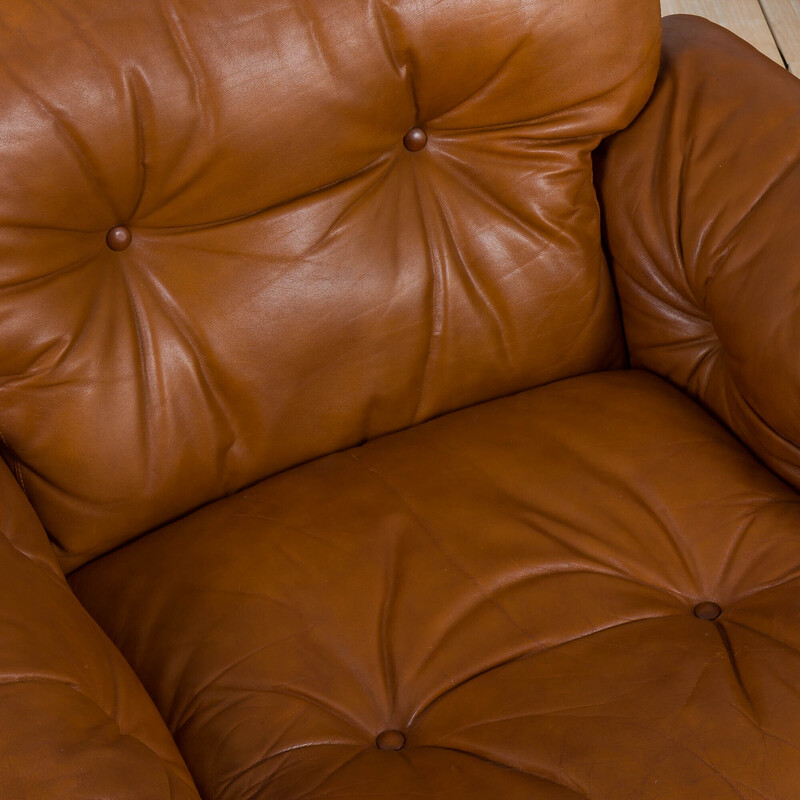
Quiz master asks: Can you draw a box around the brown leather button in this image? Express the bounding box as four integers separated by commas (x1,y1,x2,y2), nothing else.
106,225,132,251
693,601,722,620
403,127,427,152
376,729,406,751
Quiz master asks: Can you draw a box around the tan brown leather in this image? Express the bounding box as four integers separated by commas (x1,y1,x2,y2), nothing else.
599,14,800,492
7,0,800,797
0,0,660,571
71,371,800,799
0,459,199,798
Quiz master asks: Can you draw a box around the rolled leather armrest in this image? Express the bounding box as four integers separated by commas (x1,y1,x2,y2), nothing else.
0,458,199,799
598,14,800,490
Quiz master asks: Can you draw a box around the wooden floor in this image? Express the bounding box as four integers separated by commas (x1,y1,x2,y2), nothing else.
661,0,800,72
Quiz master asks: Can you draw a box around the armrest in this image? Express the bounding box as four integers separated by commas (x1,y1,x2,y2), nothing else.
598,14,800,490
0,459,199,798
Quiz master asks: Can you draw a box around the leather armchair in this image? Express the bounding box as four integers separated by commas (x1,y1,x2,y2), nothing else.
1,0,799,797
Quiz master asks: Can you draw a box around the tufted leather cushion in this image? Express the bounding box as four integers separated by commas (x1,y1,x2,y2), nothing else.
0,0,660,570
71,371,800,799
0,459,199,799
599,15,800,493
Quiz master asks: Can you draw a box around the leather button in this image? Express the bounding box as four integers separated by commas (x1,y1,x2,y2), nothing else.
106,225,132,251
403,127,427,152
694,601,722,620
376,729,406,751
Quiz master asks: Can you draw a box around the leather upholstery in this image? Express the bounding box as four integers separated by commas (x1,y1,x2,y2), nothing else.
0,0,659,571
71,371,800,799
0,459,198,798
600,15,800,493
3,1,800,798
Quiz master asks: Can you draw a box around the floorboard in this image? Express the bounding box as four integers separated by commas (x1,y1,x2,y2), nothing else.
759,0,800,72
660,0,785,66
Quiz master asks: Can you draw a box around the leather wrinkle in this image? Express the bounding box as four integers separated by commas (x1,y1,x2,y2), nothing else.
173,642,373,743
14,285,115,393
712,621,758,722
0,676,188,784
423,3,659,136
123,65,149,221
131,267,239,470
347,444,720,736
727,614,800,659
120,265,155,469
294,0,342,83
165,587,314,721
731,568,800,606
430,143,538,261
0,251,98,293
216,743,362,800
683,339,722,393
727,366,800,452
424,166,514,371
402,564,685,695
0,52,123,221
704,136,800,275
344,449,548,648
230,742,364,800
379,526,402,722
40,0,147,235
173,648,363,740
406,156,439,425
305,156,397,258
688,643,800,765
613,267,719,378
401,434,692,602
0,430,26,494
530,425,705,591
432,33,530,123
409,615,678,728
443,669,670,730
518,34,660,137
349,429,710,627
673,98,690,302
528,690,771,800
373,0,420,121
285,746,367,800
371,0,403,78
613,234,703,324
423,744,590,799
624,716,763,800
184,563,393,703
146,149,394,235
713,505,769,594
158,0,216,136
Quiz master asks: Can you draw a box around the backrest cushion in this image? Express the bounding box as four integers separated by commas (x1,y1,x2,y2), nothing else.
0,0,661,569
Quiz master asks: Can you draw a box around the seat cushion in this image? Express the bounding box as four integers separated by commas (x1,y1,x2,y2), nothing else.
70,370,800,799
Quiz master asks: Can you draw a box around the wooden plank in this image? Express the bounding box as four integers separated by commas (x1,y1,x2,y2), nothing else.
660,0,784,66
759,0,800,73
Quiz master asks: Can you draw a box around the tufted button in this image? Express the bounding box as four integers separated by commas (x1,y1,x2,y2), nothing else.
403,127,427,152
693,601,722,620
106,225,132,251
376,729,406,751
